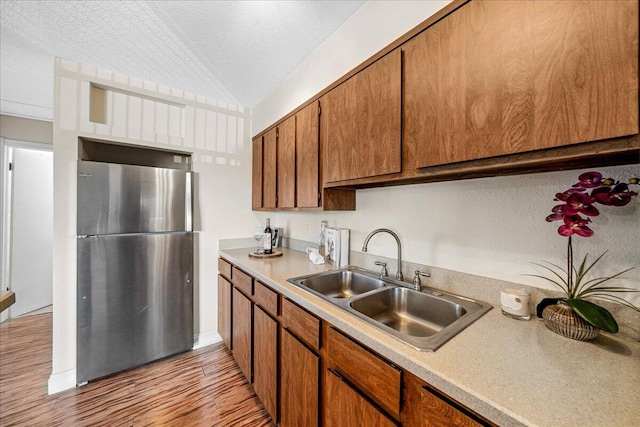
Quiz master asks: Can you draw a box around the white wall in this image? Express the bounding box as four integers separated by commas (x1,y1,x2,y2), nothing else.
50,59,256,393
252,1,640,303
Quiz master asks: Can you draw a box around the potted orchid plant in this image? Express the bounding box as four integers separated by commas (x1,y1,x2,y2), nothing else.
531,171,639,340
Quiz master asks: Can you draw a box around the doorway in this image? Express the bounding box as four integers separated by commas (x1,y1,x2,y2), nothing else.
1,138,53,318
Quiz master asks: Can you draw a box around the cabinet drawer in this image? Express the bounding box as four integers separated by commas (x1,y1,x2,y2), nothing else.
218,257,232,280
282,298,321,351
232,266,253,296
327,327,402,418
254,280,279,318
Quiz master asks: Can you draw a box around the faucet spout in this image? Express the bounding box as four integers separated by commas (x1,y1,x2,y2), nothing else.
361,228,403,281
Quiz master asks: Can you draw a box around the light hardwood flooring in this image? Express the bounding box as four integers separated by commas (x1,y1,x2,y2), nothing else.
0,313,273,426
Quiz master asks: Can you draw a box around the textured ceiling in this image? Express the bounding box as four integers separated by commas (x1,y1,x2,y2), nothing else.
0,0,365,118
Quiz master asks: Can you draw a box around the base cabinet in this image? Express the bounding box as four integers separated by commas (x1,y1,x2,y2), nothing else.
324,368,397,427
218,257,495,427
217,275,232,350
280,329,320,427
253,306,278,423
232,288,252,382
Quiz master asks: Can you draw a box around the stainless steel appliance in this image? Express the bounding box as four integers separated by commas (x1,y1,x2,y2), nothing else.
77,160,193,383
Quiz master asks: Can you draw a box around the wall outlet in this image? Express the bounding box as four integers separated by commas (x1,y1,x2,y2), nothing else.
305,224,311,237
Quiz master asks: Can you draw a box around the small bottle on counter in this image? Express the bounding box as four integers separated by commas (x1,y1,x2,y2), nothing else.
264,218,273,254
318,220,327,257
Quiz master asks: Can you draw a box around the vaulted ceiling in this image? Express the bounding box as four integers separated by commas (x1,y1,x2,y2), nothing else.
0,0,365,120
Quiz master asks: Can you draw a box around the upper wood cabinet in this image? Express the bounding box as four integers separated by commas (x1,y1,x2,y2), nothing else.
322,49,402,183
251,101,354,211
296,101,320,208
403,0,639,169
278,116,296,208
262,128,277,209
251,137,263,210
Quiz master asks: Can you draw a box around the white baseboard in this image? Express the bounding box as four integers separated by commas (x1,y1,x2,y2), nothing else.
193,331,222,350
48,368,77,395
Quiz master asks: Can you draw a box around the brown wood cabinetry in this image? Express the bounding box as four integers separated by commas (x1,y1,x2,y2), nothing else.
280,328,320,427
403,371,494,427
231,267,252,297
296,101,320,208
218,257,496,426
322,49,402,183
254,280,278,318
218,258,232,281
217,274,232,350
326,327,402,419
232,288,252,382
251,101,354,211
262,128,277,209
277,116,296,208
251,137,263,210
325,368,397,427
253,306,278,423
281,298,321,351
403,0,638,169
253,0,638,192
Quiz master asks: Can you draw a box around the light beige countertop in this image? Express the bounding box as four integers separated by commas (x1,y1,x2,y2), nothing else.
220,247,640,427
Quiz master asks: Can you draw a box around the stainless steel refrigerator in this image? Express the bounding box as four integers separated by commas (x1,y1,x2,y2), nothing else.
77,160,193,383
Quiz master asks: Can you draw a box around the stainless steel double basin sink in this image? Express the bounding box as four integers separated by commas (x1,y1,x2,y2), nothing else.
288,267,491,351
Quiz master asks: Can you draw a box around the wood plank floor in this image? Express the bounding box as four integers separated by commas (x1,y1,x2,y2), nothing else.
0,313,274,427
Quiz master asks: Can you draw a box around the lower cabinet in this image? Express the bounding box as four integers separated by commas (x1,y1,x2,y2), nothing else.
402,371,493,427
253,306,278,423
280,328,320,427
232,288,252,382
217,258,495,427
325,368,397,427
217,274,232,350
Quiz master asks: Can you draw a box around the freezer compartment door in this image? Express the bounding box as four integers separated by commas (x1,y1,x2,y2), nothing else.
77,232,193,383
77,161,192,235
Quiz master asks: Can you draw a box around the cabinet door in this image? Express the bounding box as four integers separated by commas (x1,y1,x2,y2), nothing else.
277,116,296,208
232,288,252,382
419,386,486,427
296,101,320,208
262,128,277,209
403,0,639,169
322,49,401,183
251,136,263,209
325,369,397,427
253,306,278,423
217,275,232,350
280,329,319,427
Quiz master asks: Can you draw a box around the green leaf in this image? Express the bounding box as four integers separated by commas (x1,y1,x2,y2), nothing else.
522,274,567,294
565,299,619,333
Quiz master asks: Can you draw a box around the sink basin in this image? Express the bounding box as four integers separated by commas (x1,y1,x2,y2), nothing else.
287,267,491,351
350,287,466,337
288,269,386,299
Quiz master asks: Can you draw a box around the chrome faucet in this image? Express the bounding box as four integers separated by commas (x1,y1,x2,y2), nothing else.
361,228,403,281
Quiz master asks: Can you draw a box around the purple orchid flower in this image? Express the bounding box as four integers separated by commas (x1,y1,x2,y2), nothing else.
559,192,599,216
558,215,593,237
572,171,604,189
592,183,638,207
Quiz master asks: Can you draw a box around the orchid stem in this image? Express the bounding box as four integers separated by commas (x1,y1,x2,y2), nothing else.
567,236,573,298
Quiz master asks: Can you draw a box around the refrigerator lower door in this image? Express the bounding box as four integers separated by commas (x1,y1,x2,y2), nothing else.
77,232,193,383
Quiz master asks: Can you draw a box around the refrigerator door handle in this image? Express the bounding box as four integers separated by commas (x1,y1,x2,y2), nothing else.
185,172,193,232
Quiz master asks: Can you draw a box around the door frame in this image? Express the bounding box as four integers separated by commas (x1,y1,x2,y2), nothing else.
0,137,53,321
